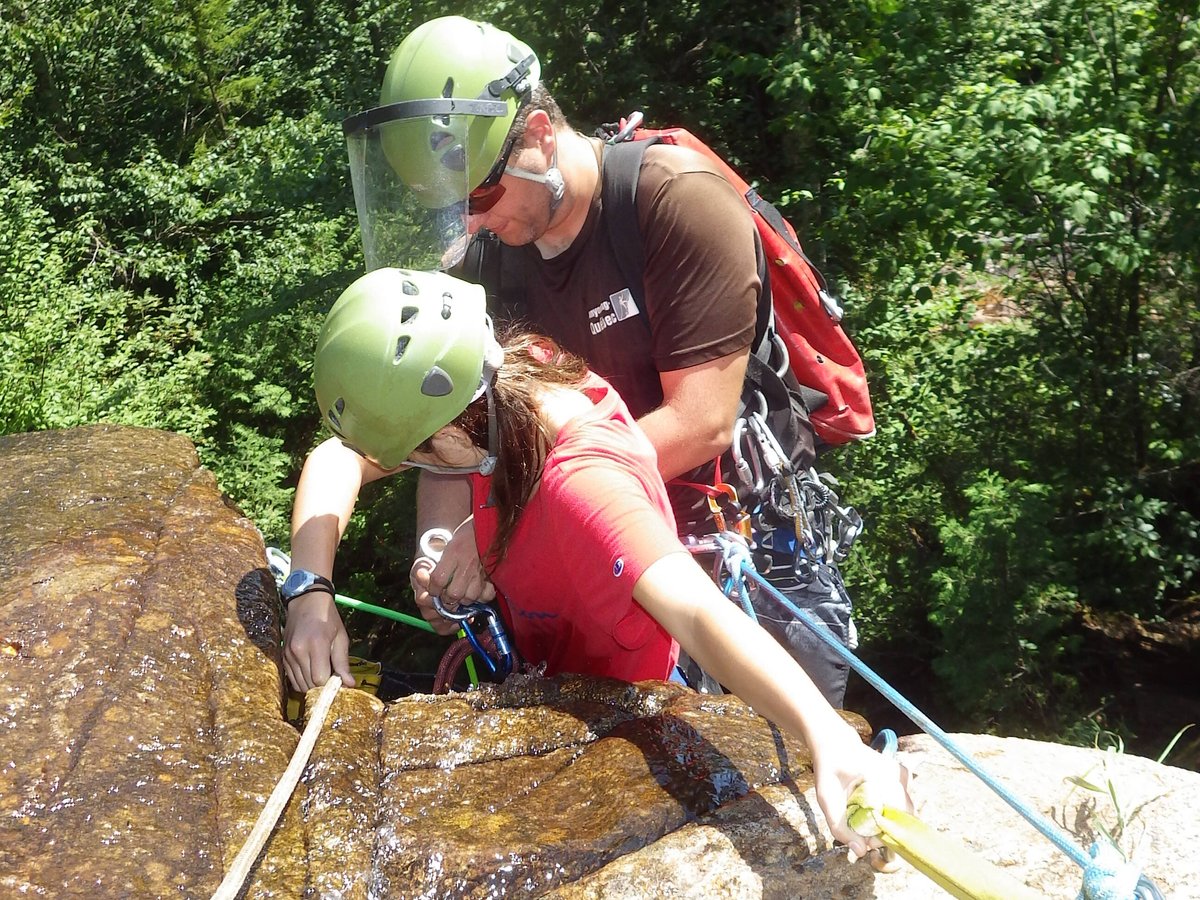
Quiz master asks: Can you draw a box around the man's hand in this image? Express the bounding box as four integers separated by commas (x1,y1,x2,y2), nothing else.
282,590,356,692
410,518,495,634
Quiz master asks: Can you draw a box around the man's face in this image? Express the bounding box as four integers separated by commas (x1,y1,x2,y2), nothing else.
464,144,555,247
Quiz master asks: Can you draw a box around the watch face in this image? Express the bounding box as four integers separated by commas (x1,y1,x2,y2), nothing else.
282,570,315,599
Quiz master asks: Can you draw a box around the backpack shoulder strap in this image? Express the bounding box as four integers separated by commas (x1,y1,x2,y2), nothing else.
600,136,775,358
458,230,530,322
600,137,658,307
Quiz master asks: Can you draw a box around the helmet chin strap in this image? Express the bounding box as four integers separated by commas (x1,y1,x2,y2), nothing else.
405,336,504,477
477,380,500,475
401,387,499,476
505,147,565,211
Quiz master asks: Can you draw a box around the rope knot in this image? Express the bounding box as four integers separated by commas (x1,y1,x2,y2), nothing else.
715,534,758,620
1078,841,1142,900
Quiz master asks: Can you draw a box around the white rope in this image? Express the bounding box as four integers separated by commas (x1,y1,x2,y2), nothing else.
210,675,342,900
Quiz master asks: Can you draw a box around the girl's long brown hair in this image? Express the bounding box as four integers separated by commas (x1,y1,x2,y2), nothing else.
452,328,589,566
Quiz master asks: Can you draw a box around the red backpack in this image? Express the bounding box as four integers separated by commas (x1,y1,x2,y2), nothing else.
602,116,875,447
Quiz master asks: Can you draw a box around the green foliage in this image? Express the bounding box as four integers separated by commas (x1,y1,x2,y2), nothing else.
791,0,1199,740
930,472,1080,728
2,0,1197,746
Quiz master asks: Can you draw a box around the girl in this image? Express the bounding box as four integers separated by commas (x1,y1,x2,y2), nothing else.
282,267,910,859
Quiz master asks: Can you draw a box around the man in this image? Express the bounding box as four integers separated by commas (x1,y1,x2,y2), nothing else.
338,15,854,705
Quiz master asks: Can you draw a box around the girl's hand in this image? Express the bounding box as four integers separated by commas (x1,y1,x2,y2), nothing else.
411,519,495,633
282,591,355,692
813,734,915,866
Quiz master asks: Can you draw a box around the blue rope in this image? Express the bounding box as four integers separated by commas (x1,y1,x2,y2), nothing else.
718,538,758,621
730,554,1163,900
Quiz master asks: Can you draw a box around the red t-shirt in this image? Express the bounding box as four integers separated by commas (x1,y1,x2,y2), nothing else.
471,374,681,681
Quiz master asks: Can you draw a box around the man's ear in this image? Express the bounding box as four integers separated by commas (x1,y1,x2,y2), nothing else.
522,109,556,154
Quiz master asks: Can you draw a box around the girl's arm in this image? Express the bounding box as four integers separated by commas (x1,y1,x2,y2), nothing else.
282,437,392,691
632,550,912,860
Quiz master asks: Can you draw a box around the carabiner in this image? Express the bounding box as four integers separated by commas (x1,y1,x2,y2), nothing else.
432,600,514,677
704,482,751,540
746,408,789,475
431,596,492,622
731,417,765,494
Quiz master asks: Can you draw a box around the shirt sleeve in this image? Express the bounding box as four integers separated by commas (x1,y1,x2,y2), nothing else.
637,145,761,372
542,448,684,601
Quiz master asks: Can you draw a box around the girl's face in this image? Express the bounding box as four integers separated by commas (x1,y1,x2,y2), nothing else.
406,425,485,470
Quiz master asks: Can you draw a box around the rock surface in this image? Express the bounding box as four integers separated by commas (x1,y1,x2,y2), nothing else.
3,425,1198,899
0,425,302,897
881,732,1200,899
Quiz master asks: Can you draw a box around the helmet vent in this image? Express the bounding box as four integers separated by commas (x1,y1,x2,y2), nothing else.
432,79,455,127
400,303,418,320
327,397,345,429
401,279,419,296
441,293,453,319
393,335,411,363
421,366,454,397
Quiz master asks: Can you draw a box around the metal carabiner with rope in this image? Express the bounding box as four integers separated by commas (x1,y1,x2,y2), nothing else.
421,528,515,679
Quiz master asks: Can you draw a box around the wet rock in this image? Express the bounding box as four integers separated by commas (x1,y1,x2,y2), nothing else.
0,425,301,898
11,426,1196,899
355,675,867,899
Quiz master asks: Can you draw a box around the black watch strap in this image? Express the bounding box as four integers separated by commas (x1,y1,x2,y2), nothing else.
283,583,335,607
281,570,336,607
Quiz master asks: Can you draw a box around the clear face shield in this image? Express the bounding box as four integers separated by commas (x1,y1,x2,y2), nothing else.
343,99,511,272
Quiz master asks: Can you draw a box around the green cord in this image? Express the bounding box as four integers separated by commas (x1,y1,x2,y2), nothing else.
333,593,437,632
334,592,479,686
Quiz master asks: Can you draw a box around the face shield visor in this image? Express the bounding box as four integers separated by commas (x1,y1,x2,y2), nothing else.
344,98,515,273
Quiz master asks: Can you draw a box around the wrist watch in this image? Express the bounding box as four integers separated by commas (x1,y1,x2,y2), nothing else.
280,569,335,606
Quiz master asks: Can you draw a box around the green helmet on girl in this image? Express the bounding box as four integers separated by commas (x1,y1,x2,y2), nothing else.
314,268,502,471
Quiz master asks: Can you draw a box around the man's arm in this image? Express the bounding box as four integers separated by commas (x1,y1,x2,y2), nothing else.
632,152,760,480
637,347,749,480
413,471,495,634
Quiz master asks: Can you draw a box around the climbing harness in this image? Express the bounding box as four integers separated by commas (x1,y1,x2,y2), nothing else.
708,537,1165,900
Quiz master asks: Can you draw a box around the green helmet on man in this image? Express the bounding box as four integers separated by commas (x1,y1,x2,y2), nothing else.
314,267,501,471
343,17,539,269
377,16,538,208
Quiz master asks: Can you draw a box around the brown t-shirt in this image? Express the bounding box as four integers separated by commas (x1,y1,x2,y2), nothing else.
495,142,761,420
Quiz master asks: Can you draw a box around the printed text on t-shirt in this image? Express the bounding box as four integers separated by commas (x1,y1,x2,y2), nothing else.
589,289,641,335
